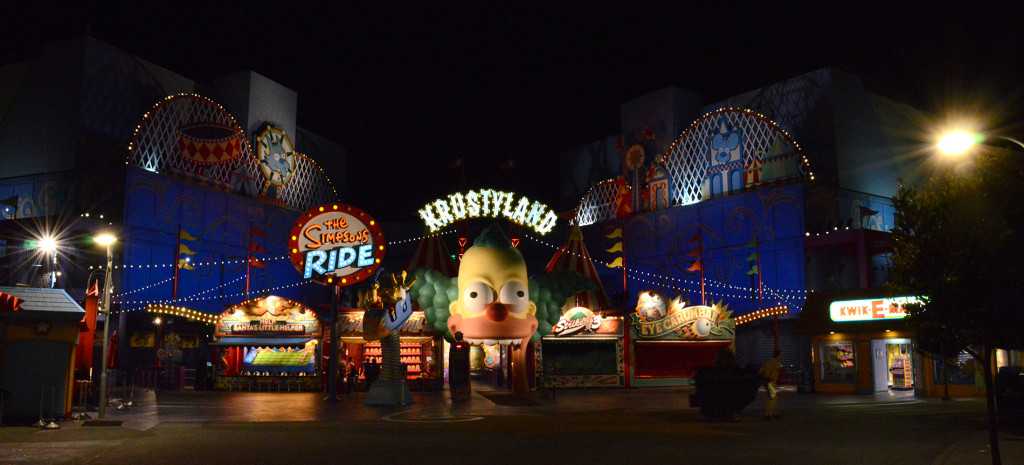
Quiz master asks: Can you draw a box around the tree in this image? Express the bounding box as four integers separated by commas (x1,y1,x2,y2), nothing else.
891,149,1024,465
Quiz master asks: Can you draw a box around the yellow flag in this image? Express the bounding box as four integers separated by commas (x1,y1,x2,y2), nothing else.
180,230,197,241
605,228,623,239
179,243,196,255
605,257,623,268
178,258,195,270
605,242,623,253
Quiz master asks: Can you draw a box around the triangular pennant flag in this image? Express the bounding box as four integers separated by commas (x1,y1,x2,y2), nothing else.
744,237,758,248
605,228,622,239
179,229,197,241
87,279,100,296
251,257,267,269
605,256,623,268
179,243,197,255
0,195,18,207
685,246,702,258
178,258,195,270
744,251,758,262
606,242,623,253
858,205,880,216
688,231,701,243
745,265,759,275
251,226,267,238
250,242,267,254
686,260,702,272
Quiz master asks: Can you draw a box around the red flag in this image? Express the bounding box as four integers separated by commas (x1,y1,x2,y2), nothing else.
251,257,267,269
858,205,880,216
686,260,702,272
688,232,702,243
87,279,100,296
250,242,267,254
250,226,267,238
685,246,702,258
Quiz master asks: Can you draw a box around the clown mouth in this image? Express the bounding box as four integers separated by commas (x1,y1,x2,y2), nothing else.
463,337,522,347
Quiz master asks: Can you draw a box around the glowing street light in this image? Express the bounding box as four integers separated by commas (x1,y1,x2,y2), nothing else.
36,236,58,288
937,131,1024,156
94,233,116,421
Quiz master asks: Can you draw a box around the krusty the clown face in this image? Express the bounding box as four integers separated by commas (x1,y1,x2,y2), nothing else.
448,225,538,347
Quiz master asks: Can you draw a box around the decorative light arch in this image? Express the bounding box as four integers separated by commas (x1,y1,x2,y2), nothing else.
127,94,337,211
574,108,813,226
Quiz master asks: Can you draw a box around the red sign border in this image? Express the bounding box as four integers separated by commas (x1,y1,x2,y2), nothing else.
288,203,386,286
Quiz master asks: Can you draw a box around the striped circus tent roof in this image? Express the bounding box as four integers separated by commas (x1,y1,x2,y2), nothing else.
406,232,458,277
544,225,610,311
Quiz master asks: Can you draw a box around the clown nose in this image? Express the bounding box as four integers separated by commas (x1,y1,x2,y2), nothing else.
485,304,509,322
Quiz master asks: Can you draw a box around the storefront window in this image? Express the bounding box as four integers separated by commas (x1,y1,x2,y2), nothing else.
933,351,977,386
820,340,856,383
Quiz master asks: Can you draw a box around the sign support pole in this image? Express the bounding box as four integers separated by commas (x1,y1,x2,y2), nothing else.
324,282,340,403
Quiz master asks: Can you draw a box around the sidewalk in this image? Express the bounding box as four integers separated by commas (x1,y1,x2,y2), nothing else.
2,385,1021,465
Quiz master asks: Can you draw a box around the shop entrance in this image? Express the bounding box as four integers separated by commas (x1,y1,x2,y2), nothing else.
871,338,914,392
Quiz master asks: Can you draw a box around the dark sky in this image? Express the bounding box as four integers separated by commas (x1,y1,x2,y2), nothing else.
5,2,1024,220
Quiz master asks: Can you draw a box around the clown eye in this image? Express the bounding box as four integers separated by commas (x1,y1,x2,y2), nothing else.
462,281,494,314
498,281,529,314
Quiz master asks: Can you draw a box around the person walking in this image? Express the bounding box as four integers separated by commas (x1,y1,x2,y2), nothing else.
759,350,782,420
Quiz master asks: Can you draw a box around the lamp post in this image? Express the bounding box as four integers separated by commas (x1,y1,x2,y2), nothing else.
38,236,57,288
95,234,116,420
937,131,1024,155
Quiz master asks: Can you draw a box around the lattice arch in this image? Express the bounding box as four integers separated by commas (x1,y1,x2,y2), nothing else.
661,108,811,206
574,108,811,226
127,94,337,211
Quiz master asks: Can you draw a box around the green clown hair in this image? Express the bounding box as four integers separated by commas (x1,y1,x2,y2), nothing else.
473,223,513,248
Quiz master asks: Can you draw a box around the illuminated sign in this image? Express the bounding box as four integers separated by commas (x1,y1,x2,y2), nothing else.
338,312,431,335
829,297,921,322
418,190,558,235
552,307,602,337
215,295,321,338
289,204,385,286
631,291,735,339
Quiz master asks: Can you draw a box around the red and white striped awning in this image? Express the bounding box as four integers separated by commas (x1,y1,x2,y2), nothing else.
544,225,610,311
406,232,458,277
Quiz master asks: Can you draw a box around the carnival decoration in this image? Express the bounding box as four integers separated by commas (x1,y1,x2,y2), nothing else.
214,295,321,338
405,231,458,278
409,224,594,393
418,189,558,235
543,225,610,312
288,204,385,286
551,307,602,337
573,108,813,226
127,95,337,211
360,271,418,405
255,126,296,187
631,291,735,340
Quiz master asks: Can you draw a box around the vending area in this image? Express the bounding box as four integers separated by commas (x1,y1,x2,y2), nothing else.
336,310,443,391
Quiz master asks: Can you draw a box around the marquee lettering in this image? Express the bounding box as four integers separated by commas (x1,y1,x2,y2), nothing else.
419,189,558,235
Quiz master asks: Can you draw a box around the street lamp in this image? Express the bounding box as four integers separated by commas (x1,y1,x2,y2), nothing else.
94,234,116,421
37,236,57,288
937,131,1024,155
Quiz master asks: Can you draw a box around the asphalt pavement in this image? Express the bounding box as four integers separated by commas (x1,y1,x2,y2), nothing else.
0,383,1020,465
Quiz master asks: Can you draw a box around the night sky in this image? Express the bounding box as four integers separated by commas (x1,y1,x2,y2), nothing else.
4,2,1024,220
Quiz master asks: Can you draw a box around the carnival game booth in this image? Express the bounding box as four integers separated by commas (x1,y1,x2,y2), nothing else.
211,295,322,391
540,307,625,387
336,309,443,391
627,291,737,387
0,287,85,421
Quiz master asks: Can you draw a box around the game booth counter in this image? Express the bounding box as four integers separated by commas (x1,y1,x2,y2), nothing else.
210,295,322,391
627,291,738,387
335,309,443,391
539,307,625,388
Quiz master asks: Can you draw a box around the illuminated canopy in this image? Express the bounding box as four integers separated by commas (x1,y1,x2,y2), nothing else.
419,189,558,235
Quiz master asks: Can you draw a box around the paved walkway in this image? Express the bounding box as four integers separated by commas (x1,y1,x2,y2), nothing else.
1,384,1021,465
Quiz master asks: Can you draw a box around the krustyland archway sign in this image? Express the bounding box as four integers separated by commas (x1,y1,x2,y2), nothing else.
418,189,558,235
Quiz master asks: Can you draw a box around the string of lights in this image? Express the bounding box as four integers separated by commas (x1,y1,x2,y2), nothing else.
524,232,810,297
